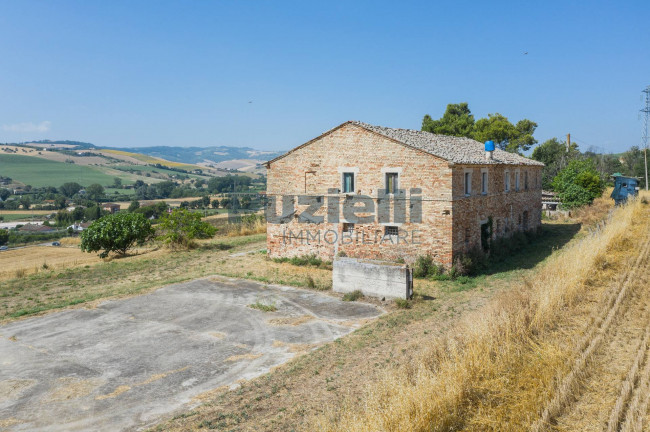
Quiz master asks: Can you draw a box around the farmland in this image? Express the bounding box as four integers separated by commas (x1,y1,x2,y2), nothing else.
0,154,119,188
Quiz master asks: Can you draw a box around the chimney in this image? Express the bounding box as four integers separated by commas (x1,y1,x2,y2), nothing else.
485,140,495,160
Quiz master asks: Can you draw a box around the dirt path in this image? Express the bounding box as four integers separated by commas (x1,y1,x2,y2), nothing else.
544,228,650,431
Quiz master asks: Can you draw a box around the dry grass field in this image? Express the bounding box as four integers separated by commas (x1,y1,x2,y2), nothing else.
146,195,633,432
314,193,650,432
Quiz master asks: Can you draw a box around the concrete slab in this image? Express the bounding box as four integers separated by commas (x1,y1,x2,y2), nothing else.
0,277,383,431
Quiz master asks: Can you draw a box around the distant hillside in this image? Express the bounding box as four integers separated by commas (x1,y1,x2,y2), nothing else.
112,146,284,165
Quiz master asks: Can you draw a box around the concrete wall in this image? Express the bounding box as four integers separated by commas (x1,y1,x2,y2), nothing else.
333,257,412,300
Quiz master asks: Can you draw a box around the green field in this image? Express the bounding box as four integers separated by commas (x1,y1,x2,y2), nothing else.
0,154,123,188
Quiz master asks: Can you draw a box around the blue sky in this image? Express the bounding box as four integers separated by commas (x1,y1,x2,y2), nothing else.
0,1,648,153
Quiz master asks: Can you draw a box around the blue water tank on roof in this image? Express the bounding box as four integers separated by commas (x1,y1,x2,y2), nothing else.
485,140,495,152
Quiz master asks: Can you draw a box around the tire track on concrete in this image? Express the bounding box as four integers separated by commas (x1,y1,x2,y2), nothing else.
531,231,650,432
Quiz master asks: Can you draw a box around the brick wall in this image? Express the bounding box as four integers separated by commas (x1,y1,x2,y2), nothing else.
266,123,543,268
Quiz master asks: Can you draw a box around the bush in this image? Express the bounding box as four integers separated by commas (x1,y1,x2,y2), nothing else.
342,290,363,302
157,208,217,249
413,255,445,278
413,255,434,278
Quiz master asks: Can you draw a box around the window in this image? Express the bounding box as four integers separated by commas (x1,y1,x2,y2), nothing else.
384,226,399,237
523,171,528,190
515,171,520,191
515,171,519,191
342,172,355,193
464,171,472,195
481,170,488,194
385,172,398,194
342,222,355,233
504,171,511,192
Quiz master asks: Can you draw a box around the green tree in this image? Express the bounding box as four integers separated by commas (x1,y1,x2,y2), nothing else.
473,113,538,153
422,103,475,137
621,146,649,188
0,229,8,246
0,188,10,201
156,208,217,248
421,103,537,153
532,138,580,190
86,183,105,201
211,198,220,209
128,200,140,212
60,182,82,197
80,213,154,258
113,177,122,188
552,160,605,208
55,195,67,209
20,196,31,210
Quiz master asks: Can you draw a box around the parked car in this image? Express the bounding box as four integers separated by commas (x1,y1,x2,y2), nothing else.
52,241,61,247
0,246,8,251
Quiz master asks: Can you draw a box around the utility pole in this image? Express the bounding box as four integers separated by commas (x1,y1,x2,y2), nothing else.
642,86,650,191
566,133,571,152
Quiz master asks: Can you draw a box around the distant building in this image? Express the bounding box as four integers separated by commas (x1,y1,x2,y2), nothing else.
102,203,121,214
67,222,92,232
18,224,55,233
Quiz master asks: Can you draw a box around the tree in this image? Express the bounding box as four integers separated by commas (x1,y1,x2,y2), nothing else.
0,188,10,201
201,195,211,208
421,103,537,153
86,184,105,201
113,177,122,188
60,182,83,197
532,138,580,190
156,208,216,248
20,196,31,210
473,113,538,153
422,103,475,137
80,213,154,258
0,229,8,246
128,200,140,212
211,198,220,209
552,160,605,208
55,195,67,209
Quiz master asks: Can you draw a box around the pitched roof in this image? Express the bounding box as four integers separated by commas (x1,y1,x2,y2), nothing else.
266,121,543,166
350,121,543,166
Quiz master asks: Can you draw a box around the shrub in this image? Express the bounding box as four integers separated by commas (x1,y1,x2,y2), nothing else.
342,290,363,302
306,275,316,289
413,255,434,278
157,208,217,249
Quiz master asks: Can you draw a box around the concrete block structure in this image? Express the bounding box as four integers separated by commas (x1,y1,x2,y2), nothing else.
265,121,543,268
333,258,413,300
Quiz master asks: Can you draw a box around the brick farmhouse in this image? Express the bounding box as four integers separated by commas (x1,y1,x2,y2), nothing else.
265,121,543,267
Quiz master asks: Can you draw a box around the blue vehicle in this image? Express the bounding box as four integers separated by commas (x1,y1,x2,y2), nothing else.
610,174,639,205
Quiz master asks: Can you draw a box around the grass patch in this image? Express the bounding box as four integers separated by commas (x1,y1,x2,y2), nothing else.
394,298,412,309
272,254,332,269
342,290,363,302
248,300,277,312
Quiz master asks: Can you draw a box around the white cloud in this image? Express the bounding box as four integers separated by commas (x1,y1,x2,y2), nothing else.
2,120,52,133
